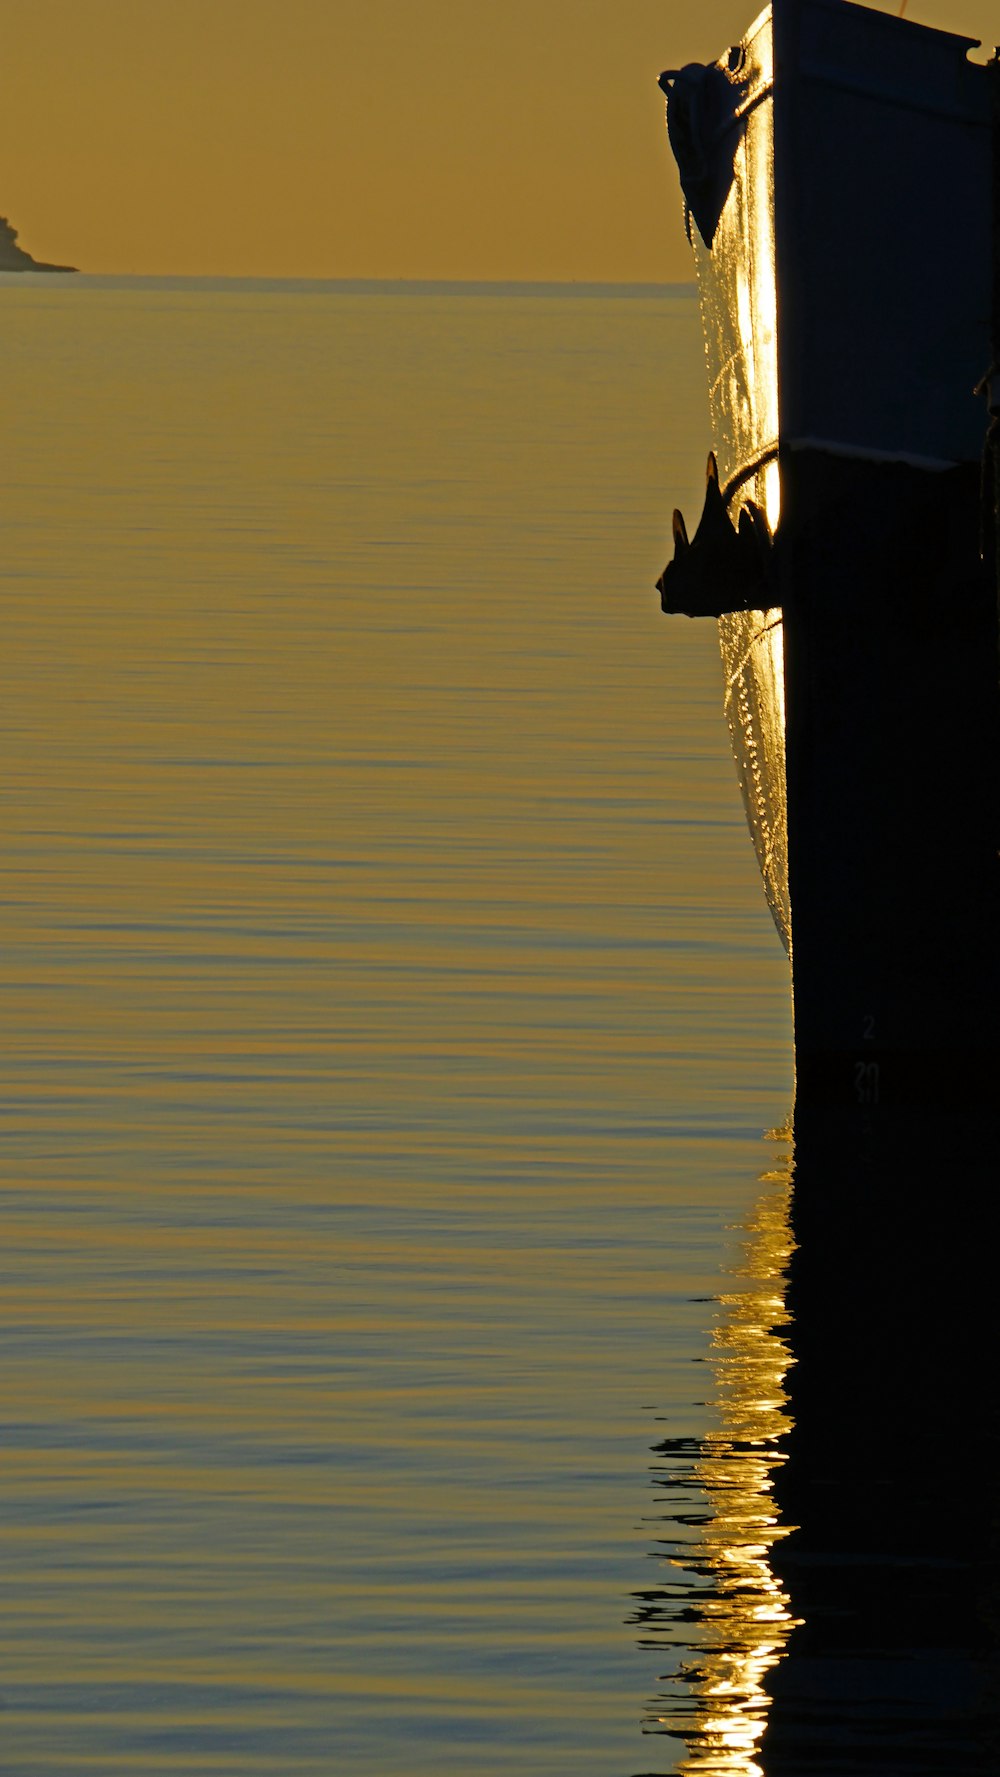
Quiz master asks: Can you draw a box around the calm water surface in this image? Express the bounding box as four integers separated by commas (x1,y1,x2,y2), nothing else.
0,277,792,1774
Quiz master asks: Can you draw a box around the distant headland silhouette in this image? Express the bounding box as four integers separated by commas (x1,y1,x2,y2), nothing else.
0,216,76,273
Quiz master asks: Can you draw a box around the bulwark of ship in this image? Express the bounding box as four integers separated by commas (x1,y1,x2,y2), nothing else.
658,0,1000,1108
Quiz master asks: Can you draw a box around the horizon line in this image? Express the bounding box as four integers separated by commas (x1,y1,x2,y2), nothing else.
2,269,698,296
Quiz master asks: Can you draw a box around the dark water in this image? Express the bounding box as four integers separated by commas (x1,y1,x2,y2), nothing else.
0,277,793,1775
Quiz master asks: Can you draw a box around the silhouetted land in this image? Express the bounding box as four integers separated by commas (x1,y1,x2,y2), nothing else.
0,215,76,272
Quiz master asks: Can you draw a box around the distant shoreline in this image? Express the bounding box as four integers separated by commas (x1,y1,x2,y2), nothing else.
0,215,76,273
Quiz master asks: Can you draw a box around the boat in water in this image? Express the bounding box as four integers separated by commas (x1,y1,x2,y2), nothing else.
658,0,1000,1104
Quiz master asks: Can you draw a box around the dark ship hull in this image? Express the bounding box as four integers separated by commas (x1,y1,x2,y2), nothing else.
659,0,1000,1105
652,15,1000,1769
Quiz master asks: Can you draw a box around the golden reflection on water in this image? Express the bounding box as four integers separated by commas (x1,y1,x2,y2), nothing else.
641,1132,798,1775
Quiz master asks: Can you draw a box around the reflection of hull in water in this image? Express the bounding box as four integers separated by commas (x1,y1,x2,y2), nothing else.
658,0,1000,1099
638,1109,1000,1775
763,1102,1000,1774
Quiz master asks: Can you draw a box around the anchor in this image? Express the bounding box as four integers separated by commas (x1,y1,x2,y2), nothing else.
657,452,774,618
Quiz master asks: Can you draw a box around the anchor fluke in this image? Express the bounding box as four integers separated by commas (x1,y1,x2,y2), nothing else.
658,452,773,617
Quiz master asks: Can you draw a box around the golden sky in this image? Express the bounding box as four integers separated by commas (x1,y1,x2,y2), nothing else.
2,0,994,281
